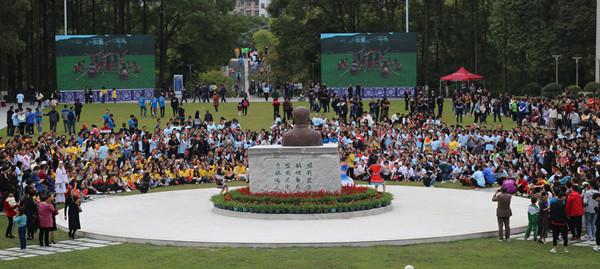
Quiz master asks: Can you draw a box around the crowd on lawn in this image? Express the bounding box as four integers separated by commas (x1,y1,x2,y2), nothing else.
1,85,600,253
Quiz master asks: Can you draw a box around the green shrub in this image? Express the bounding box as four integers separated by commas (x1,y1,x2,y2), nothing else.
566,85,582,95
584,82,600,93
211,190,393,214
521,82,541,96
196,70,237,97
541,82,562,98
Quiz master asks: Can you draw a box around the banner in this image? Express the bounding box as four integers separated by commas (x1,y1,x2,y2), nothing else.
328,87,414,98
173,74,184,93
59,89,155,103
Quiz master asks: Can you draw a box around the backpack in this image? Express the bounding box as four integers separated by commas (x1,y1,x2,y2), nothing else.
502,178,517,194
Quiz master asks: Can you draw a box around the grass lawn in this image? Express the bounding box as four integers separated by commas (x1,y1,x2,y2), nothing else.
1,237,599,269
56,55,155,90
1,182,597,268
0,99,515,139
321,52,417,87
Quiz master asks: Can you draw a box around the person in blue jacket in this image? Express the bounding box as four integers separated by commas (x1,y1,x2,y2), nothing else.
158,94,166,118
34,108,43,134
25,108,35,135
138,96,146,117
483,164,496,186
151,96,159,118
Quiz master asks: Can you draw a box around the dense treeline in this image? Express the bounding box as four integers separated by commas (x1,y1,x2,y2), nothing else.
0,0,264,98
268,0,597,94
0,0,596,97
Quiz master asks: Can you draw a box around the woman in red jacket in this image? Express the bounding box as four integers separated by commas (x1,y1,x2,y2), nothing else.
37,194,58,247
3,193,19,238
566,184,584,240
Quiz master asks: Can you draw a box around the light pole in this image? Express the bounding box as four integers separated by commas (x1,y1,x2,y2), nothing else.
63,0,68,35
572,56,582,87
552,54,561,84
405,0,409,33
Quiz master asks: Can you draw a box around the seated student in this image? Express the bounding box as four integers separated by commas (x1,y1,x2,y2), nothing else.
199,164,211,184
517,174,530,196
224,164,235,182
470,166,485,189
233,162,248,182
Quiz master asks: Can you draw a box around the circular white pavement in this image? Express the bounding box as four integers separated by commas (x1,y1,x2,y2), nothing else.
57,186,530,247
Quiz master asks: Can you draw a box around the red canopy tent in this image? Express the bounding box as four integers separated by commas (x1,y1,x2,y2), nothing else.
440,67,484,81
439,67,485,96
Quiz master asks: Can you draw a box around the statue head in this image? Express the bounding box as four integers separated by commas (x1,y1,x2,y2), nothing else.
292,107,310,127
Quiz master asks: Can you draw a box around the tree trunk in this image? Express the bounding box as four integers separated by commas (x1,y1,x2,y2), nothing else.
158,0,167,89
92,0,96,33
142,0,148,34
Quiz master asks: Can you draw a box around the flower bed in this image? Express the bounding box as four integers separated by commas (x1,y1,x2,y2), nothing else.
211,186,393,214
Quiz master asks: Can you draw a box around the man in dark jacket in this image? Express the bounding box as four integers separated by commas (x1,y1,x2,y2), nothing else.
45,107,60,133
550,192,569,253
6,106,14,136
492,187,512,241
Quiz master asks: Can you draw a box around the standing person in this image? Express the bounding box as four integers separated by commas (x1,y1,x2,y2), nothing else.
3,193,18,238
583,183,598,242
404,90,410,111
35,108,43,134
61,105,70,133
283,98,293,121
158,94,166,118
100,87,107,103
151,95,158,118
549,192,569,253
212,91,220,112
455,100,464,123
25,108,35,135
193,84,201,103
537,191,550,244
22,187,38,240
74,98,83,122
68,107,77,134
55,161,68,203
35,91,44,108
64,190,81,239
436,95,444,118
111,88,118,103
219,84,227,103
272,97,281,120
367,157,386,192
263,83,270,101
16,92,25,109
45,107,60,133
524,197,539,241
14,209,27,249
492,187,512,242
593,193,600,252
170,94,179,117
7,106,14,136
138,95,147,117
241,97,249,116
566,185,584,240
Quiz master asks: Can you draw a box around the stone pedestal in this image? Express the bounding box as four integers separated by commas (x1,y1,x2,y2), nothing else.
248,144,341,193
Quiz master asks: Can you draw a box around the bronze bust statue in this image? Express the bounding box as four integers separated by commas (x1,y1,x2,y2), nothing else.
282,107,323,146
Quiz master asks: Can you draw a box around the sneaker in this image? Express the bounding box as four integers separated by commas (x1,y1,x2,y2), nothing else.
593,246,600,252
564,247,568,253
549,248,557,253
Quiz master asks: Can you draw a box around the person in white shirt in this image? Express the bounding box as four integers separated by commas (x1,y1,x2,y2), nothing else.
55,161,69,203
16,92,25,109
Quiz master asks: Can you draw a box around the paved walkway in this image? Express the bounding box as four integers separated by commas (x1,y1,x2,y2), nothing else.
59,186,531,247
0,238,121,261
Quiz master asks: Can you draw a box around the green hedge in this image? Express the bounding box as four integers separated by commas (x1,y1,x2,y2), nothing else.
227,188,378,205
211,192,393,214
